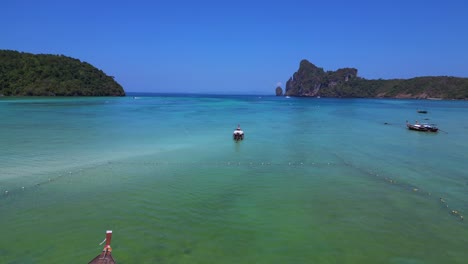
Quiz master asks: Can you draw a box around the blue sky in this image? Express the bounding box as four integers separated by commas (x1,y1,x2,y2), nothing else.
2,0,468,94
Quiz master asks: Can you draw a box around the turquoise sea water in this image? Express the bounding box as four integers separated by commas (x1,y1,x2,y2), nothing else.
1,94,467,263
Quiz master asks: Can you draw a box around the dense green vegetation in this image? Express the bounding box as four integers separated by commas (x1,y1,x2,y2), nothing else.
0,50,125,96
284,60,468,99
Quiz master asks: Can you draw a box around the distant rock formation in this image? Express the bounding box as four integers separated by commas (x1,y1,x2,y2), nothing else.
285,60,357,97
0,50,125,96
283,59,468,99
275,86,283,96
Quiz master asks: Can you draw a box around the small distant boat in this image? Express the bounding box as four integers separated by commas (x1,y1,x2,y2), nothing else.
88,230,116,264
417,110,428,114
233,124,244,141
406,121,438,132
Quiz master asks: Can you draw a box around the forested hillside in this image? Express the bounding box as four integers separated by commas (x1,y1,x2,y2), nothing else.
0,50,125,96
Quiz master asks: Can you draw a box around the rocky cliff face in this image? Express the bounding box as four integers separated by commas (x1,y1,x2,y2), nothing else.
285,60,357,97
282,60,468,99
275,86,283,96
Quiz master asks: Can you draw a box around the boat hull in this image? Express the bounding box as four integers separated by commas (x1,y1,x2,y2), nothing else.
88,253,116,264
89,230,115,264
407,124,438,132
233,133,244,141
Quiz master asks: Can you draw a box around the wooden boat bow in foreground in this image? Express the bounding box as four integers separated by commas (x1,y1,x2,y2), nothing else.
88,230,116,264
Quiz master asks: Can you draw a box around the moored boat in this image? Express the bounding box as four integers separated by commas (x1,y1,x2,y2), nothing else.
88,230,116,264
406,121,438,132
233,124,244,141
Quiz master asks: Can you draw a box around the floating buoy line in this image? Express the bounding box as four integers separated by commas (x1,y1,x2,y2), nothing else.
1,157,464,223
332,152,464,222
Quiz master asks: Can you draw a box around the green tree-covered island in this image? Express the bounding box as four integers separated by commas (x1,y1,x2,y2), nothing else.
0,50,125,96
278,59,468,99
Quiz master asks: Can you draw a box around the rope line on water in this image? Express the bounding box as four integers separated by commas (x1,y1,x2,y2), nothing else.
332,152,464,223
1,160,334,198
2,158,464,223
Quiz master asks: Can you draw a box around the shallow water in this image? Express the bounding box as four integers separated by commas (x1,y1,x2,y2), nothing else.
0,95,467,263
